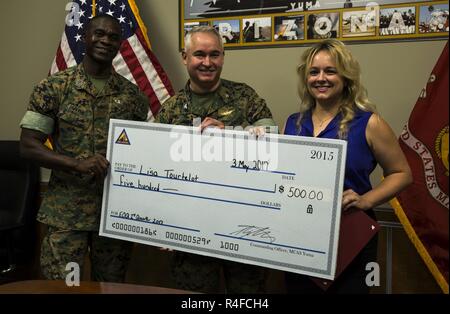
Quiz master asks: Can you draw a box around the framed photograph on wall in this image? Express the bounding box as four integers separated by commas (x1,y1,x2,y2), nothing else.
274,15,305,41
342,10,377,37
419,3,449,33
307,12,340,39
213,19,241,44
179,0,448,49
242,17,272,43
183,21,210,38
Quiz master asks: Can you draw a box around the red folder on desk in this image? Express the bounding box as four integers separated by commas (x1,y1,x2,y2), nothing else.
311,209,380,290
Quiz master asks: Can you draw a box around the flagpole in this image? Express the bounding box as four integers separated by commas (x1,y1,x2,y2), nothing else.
391,197,449,294
127,0,152,49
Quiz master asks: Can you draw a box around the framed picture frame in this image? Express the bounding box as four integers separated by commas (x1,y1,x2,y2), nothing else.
179,0,448,50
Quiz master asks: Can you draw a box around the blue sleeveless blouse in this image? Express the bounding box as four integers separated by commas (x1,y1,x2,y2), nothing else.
284,110,377,196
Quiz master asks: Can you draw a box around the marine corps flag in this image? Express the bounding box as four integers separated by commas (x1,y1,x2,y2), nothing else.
391,42,449,293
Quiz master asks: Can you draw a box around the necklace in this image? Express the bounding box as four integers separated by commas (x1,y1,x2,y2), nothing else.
315,115,334,128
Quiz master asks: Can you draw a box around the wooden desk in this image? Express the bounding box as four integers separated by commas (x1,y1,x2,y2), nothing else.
0,280,196,294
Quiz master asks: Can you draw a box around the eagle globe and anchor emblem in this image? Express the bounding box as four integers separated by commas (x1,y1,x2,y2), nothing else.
435,125,449,177
423,73,449,177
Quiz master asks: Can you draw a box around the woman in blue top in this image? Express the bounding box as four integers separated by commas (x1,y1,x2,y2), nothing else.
284,39,412,293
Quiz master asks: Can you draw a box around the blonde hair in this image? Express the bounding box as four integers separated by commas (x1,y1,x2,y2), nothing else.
296,39,376,139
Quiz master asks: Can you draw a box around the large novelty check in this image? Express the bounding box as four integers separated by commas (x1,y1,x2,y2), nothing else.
100,119,347,280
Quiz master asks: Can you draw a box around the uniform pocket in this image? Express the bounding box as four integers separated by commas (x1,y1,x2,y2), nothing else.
109,97,132,120
57,107,90,155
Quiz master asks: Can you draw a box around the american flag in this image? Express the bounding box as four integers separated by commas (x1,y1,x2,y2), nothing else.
50,0,174,120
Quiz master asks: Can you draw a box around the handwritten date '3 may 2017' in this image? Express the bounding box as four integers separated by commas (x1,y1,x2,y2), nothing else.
231,159,270,172
230,150,333,174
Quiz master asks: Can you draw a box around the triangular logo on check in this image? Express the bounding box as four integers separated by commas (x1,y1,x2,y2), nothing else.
116,129,131,145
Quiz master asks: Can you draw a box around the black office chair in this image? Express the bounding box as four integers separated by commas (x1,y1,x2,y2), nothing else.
0,140,39,274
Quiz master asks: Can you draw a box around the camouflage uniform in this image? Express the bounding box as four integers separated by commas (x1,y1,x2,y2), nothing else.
20,63,148,281
155,79,275,293
156,79,274,128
